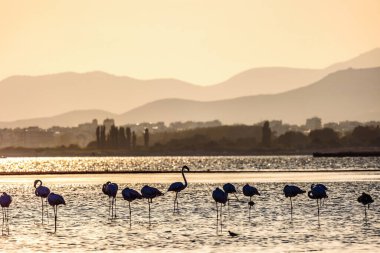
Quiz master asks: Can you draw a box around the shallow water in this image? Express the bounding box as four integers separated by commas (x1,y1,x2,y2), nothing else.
1,156,380,174
0,156,379,252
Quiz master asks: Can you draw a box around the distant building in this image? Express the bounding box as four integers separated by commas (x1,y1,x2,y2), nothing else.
305,117,322,130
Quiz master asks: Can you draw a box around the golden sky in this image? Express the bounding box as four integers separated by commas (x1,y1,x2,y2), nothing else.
1,0,380,85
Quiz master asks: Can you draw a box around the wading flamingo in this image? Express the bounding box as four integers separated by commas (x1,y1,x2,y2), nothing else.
47,192,65,233
34,179,51,223
141,185,163,225
168,166,190,212
122,187,142,227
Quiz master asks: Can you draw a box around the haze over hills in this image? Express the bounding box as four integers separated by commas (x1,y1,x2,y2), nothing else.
117,67,380,125
1,67,379,128
0,48,380,123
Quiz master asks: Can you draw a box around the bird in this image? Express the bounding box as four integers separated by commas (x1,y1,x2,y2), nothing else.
228,230,239,237
141,185,163,225
0,192,12,235
34,179,51,223
308,184,328,216
168,165,190,212
122,187,142,227
358,192,374,217
311,184,328,206
102,181,118,219
283,184,306,211
242,184,260,220
47,192,65,233
212,187,227,230
223,183,239,214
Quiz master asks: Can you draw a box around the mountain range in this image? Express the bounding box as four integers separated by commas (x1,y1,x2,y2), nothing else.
0,48,379,128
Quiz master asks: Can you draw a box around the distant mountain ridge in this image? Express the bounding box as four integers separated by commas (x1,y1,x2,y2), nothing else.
116,67,380,125
0,48,380,123
1,67,379,128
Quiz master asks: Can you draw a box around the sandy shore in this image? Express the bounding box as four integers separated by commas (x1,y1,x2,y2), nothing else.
1,171,379,184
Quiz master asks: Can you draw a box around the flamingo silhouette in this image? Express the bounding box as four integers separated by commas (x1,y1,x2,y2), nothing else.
242,184,260,220
357,192,374,217
308,184,328,217
122,187,142,227
311,184,328,207
168,166,190,212
212,187,227,231
47,192,65,233
102,182,118,219
141,185,163,225
0,192,12,235
283,184,305,211
223,183,239,215
34,179,51,223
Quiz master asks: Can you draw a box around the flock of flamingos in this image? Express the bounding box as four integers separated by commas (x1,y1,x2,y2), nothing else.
0,165,375,235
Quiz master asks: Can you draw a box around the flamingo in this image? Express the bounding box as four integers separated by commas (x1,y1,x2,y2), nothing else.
283,184,305,211
122,187,142,227
47,192,65,233
168,165,190,212
357,192,374,217
0,192,12,235
34,179,51,223
223,183,239,215
308,184,328,217
141,185,163,225
212,187,227,231
242,184,260,220
102,181,118,219
311,184,328,206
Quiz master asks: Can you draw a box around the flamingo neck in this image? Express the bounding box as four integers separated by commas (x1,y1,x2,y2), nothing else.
34,180,42,188
182,167,188,187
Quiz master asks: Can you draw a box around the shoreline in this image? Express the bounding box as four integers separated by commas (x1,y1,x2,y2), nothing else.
0,169,379,176
1,170,380,184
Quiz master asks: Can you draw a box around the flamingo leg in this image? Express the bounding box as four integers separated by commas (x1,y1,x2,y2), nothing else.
114,197,117,218
317,200,320,217
46,199,49,223
41,197,44,224
129,201,132,228
148,199,151,226
220,204,223,232
176,194,180,213
2,207,4,235
290,197,293,210
52,205,57,233
174,192,178,213
215,202,218,234
227,199,230,217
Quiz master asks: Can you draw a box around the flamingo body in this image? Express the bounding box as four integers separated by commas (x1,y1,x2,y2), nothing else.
48,193,66,206
0,193,12,208
141,185,163,200
212,187,227,204
308,185,328,199
223,183,237,194
283,185,305,198
358,192,374,206
242,184,260,197
122,187,142,202
34,180,51,198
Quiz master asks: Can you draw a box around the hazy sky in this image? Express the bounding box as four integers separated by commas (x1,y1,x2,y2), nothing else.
1,0,380,85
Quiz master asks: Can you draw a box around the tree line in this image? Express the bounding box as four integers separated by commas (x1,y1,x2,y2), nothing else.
90,121,380,153
95,125,149,149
